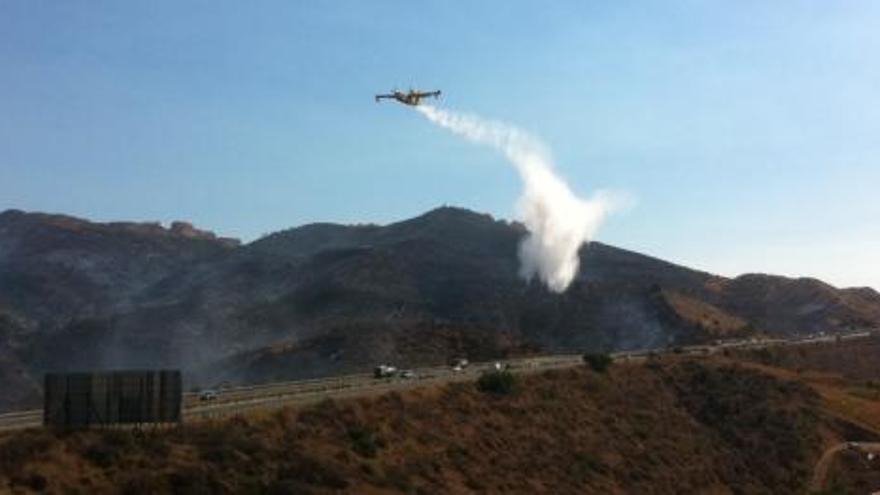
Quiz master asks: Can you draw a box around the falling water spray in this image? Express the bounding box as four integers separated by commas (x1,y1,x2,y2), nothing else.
416,105,618,293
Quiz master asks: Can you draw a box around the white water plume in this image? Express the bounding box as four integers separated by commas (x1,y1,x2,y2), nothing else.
416,105,619,293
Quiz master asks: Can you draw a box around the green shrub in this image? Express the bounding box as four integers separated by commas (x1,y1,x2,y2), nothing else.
476,370,516,395
582,353,613,373
348,426,382,458
83,442,118,468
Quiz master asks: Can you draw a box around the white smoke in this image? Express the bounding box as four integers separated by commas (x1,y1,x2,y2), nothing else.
416,105,618,293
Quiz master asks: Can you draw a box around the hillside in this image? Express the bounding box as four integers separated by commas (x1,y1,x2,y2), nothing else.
0,359,847,494
717,274,880,335
725,337,880,492
0,207,879,410
823,444,880,493
737,334,880,383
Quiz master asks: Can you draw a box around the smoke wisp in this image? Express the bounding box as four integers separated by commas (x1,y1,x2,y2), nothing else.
416,105,617,293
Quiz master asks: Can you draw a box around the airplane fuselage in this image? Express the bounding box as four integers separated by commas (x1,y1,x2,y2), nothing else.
376,89,441,106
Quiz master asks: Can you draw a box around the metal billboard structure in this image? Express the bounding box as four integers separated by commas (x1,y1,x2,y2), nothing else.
44,370,182,427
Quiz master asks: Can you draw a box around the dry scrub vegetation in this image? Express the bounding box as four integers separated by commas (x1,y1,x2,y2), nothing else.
0,359,847,494
823,447,880,494
739,335,880,383
733,337,880,492
736,336,880,433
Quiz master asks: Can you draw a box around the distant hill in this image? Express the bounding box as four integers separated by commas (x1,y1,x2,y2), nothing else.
0,206,878,410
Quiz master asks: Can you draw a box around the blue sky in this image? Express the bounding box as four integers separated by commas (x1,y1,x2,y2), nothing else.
1,1,879,289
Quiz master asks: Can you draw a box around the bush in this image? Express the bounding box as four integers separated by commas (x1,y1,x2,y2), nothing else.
348,426,382,458
84,441,122,468
582,353,613,373
476,370,516,395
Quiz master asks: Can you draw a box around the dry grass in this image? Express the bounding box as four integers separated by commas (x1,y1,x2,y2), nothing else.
0,359,850,494
662,290,749,337
737,336,880,382
735,337,880,434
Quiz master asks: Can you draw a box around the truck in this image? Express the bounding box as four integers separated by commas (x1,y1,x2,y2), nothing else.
373,364,397,378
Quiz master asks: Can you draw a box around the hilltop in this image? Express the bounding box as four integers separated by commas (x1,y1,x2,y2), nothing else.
0,206,879,410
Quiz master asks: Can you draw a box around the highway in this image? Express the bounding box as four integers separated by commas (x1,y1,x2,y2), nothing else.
0,330,873,433
183,353,584,421
0,354,584,432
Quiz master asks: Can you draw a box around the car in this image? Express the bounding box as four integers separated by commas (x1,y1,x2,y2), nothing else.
199,389,219,401
449,357,469,369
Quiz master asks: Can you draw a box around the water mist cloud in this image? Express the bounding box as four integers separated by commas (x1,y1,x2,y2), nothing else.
416,105,621,293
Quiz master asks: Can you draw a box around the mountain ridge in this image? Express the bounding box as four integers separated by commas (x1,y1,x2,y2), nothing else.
0,206,877,410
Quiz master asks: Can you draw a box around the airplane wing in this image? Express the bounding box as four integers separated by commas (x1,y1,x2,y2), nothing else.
375,94,394,102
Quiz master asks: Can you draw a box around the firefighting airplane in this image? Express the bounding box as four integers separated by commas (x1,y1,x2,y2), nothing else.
375,89,441,106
